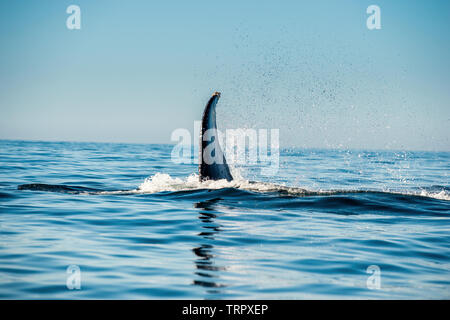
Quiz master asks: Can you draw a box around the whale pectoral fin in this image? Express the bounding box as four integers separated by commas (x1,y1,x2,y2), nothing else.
199,92,233,182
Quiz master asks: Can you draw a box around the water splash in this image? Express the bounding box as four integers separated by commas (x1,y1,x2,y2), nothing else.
136,172,450,201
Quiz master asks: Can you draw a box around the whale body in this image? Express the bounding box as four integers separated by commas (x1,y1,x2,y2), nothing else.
199,92,233,182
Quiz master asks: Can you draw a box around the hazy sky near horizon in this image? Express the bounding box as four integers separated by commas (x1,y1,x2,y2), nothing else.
1,0,449,150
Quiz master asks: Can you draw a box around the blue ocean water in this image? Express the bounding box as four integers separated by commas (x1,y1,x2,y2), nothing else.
0,140,449,299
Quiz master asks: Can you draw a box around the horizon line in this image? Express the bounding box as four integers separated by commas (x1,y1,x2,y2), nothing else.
0,138,449,153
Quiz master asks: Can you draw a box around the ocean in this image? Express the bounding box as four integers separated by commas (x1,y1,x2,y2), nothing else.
0,140,449,299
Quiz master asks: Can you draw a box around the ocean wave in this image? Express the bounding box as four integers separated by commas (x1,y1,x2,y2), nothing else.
136,173,450,201
17,172,449,201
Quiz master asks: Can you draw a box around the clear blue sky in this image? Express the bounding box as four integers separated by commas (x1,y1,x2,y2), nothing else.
1,0,449,150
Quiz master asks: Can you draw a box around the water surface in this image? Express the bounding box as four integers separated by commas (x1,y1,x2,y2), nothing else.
0,140,449,299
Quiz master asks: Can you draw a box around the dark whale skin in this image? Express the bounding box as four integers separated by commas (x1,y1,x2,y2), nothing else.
199,92,233,182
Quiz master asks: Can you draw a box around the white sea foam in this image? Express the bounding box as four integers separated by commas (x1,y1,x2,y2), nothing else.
418,189,450,201
137,172,294,194
135,172,450,201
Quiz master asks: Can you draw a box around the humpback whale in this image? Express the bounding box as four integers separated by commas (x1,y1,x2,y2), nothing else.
199,92,233,182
